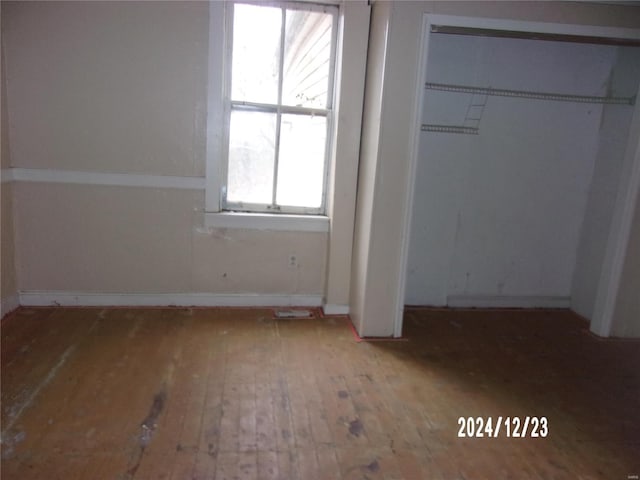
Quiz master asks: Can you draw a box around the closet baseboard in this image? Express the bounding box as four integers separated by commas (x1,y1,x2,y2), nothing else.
446,295,571,309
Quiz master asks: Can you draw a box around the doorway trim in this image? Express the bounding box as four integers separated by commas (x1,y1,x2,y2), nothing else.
396,13,640,338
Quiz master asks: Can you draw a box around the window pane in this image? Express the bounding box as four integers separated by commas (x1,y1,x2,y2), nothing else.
227,110,276,205
282,10,333,109
231,4,281,104
276,114,326,208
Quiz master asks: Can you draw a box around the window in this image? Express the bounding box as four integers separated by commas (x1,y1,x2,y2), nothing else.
222,1,338,215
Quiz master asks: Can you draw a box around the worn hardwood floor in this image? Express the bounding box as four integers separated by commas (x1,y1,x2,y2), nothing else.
1,307,638,479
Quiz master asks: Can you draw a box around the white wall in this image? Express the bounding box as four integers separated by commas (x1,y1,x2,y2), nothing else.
5,1,207,177
11,183,327,296
572,46,640,320
352,0,640,337
1,4,18,316
0,179,17,316
612,186,640,337
0,178,17,317
405,34,618,307
2,1,333,305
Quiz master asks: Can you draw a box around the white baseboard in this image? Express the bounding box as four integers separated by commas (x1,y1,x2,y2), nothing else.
18,291,323,308
322,304,350,315
446,295,571,309
1,294,20,318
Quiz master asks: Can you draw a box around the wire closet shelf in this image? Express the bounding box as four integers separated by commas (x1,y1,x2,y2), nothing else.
421,82,636,135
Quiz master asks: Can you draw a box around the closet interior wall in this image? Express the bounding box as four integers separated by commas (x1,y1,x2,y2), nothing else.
405,32,640,313
572,46,640,320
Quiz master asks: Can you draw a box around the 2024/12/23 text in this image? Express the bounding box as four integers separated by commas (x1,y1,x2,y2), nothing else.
457,416,548,438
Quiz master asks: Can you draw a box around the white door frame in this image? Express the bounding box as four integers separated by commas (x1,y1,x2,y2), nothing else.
396,13,640,338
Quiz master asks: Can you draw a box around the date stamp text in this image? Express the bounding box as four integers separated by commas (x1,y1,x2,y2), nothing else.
457,416,548,438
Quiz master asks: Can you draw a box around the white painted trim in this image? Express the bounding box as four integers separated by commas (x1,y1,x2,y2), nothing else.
394,13,431,339
18,291,323,308
204,212,329,232
1,294,19,318
322,304,349,315
8,168,205,190
395,13,640,339
1,168,15,183
322,1,370,312
446,295,571,309
590,82,640,337
205,0,226,212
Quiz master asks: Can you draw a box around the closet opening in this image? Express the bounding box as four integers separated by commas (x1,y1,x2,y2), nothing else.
397,15,640,338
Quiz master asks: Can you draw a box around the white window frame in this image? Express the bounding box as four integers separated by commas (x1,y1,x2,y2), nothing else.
207,0,338,226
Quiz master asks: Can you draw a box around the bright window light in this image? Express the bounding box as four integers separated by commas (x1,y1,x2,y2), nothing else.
224,2,337,215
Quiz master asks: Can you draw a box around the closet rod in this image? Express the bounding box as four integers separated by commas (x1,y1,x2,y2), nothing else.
425,82,635,105
421,124,479,135
430,25,640,48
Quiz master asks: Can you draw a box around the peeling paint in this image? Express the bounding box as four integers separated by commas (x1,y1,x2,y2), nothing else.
1,345,76,438
140,390,166,446
365,459,380,472
0,430,26,459
124,388,168,479
348,418,364,437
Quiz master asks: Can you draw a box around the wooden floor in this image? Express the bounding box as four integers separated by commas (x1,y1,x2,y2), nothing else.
1,307,639,479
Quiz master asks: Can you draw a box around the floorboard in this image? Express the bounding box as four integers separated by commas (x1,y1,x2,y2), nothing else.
1,306,639,479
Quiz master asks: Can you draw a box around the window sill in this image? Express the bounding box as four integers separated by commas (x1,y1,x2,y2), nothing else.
204,212,329,233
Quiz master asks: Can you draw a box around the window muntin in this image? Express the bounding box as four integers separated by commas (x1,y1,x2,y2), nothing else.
223,1,337,214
